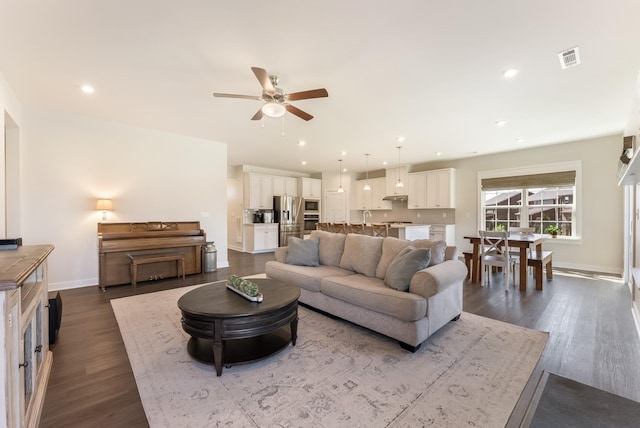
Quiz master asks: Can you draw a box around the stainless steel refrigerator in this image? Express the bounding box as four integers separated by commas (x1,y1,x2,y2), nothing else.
273,196,304,246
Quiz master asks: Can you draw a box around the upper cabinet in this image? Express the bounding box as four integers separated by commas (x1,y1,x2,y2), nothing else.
407,168,456,209
273,176,298,196
244,173,274,210
300,177,322,199
385,166,410,197
355,177,391,210
426,168,455,208
407,171,428,209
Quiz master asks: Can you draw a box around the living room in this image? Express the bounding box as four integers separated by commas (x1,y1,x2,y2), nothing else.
1,1,640,427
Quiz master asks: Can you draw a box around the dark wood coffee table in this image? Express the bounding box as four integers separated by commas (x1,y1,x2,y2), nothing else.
178,278,300,376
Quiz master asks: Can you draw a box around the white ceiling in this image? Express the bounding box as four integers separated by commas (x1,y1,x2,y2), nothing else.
2,1,640,175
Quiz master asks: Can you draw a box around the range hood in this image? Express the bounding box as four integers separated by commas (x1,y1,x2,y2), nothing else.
382,194,408,201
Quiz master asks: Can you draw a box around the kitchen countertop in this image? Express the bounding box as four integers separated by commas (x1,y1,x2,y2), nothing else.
381,223,430,228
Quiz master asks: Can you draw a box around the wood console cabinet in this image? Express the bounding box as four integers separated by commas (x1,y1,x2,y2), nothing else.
98,221,206,289
0,244,54,428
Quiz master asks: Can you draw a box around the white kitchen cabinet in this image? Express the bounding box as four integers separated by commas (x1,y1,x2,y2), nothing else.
244,224,279,253
407,171,427,209
273,176,298,196
299,177,322,199
426,168,455,208
244,173,274,210
1,245,54,428
355,177,391,210
385,166,410,197
429,224,456,246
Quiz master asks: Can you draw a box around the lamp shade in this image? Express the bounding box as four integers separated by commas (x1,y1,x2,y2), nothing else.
261,103,286,118
96,199,113,211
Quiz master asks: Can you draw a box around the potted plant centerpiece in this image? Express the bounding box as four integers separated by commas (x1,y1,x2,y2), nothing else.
544,224,560,238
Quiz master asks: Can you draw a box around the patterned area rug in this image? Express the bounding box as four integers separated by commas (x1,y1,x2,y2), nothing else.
111,282,548,427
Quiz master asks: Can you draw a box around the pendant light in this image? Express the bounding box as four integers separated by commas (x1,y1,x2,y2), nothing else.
363,154,371,191
395,146,404,188
337,159,345,193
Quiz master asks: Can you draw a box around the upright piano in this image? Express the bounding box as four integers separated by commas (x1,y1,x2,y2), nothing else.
98,221,206,290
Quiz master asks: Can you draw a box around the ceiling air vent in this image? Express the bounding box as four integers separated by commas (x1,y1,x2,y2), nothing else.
558,47,581,69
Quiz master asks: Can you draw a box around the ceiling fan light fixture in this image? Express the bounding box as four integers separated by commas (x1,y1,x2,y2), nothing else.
262,102,286,118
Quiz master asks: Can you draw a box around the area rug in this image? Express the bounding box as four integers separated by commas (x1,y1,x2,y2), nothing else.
111,282,549,427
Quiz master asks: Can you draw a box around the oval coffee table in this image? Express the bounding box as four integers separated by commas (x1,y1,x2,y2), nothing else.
178,278,300,376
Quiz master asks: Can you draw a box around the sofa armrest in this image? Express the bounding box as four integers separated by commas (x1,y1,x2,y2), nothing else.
274,246,288,262
409,259,467,300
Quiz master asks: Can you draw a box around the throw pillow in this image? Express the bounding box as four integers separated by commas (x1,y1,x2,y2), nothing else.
375,237,412,279
384,246,431,291
310,230,347,267
339,233,384,277
285,237,320,267
411,239,447,266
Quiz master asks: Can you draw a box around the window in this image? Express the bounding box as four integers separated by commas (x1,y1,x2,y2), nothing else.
480,165,579,238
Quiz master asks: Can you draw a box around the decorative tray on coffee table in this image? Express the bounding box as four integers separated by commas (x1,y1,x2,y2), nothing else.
225,283,264,302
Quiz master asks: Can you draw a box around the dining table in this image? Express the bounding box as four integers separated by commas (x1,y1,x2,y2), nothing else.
464,233,547,291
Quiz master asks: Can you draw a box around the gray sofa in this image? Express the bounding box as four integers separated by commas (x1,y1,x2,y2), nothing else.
265,230,468,351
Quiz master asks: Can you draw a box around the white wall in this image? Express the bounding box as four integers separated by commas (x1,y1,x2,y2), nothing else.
415,135,623,274
0,73,23,239
20,106,228,290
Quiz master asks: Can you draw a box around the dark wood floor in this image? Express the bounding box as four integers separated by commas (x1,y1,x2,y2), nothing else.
40,251,640,427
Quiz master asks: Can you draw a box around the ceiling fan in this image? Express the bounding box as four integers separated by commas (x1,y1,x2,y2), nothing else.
213,67,328,121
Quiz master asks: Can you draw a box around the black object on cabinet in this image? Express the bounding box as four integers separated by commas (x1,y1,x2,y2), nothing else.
48,291,62,345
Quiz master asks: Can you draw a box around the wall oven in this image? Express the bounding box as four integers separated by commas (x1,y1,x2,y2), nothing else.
303,213,320,234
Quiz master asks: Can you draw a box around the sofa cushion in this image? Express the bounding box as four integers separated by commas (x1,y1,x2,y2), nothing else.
320,274,427,322
411,239,447,266
384,246,431,291
339,234,384,277
310,230,347,267
375,237,412,279
265,261,353,293
285,237,319,266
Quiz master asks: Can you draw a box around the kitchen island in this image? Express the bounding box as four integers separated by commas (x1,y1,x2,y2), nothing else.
386,224,431,240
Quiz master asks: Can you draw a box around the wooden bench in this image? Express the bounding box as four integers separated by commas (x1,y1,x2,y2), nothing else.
527,250,553,290
129,253,185,287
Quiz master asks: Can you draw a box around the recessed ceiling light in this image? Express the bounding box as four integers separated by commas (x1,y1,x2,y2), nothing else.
396,136,405,143
341,151,347,156
81,84,95,94
435,152,442,156
502,69,518,78
495,120,507,127
298,140,306,146
382,161,388,166
516,138,525,143
301,160,307,165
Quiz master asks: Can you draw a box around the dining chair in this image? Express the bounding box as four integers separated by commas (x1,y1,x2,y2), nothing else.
329,222,347,234
348,223,365,234
316,222,330,231
479,230,517,290
510,227,535,273
370,223,389,237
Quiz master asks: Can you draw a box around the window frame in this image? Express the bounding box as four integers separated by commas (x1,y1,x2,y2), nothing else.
477,161,582,240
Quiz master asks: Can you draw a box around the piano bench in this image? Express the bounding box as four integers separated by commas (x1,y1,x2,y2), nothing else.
129,253,185,286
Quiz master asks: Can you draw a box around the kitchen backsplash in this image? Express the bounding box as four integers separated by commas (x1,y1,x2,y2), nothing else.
349,200,455,224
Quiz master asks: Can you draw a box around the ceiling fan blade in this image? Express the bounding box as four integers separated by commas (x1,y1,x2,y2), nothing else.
251,67,275,95
213,92,262,100
286,88,328,101
251,108,264,121
285,104,313,121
